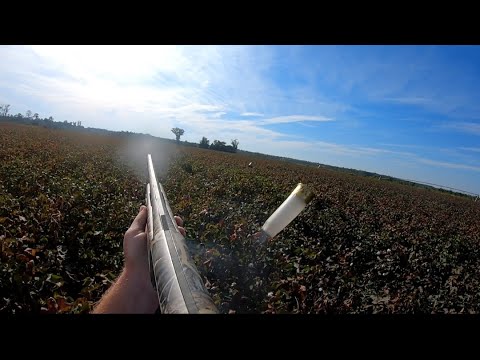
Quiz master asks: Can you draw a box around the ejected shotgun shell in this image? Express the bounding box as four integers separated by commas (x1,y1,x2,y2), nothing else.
259,183,314,243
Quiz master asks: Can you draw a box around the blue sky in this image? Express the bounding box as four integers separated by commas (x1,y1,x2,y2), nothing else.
1,45,480,194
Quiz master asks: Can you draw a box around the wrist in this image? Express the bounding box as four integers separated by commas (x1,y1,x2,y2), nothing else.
123,264,151,288
120,267,158,312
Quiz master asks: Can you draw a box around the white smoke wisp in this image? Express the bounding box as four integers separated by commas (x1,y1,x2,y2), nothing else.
116,135,176,182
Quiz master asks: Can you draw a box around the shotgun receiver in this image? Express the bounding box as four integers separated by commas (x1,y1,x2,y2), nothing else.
146,154,218,314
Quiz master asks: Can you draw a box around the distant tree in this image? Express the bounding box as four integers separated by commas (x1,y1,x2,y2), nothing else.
26,110,32,119
199,136,210,148
231,139,239,151
171,127,185,143
15,113,22,118
209,139,236,153
33,113,39,121
210,140,226,149
0,104,10,116
47,116,54,122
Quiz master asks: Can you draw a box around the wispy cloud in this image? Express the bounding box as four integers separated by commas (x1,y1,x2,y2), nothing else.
241,112,264,117
460,147,480,153
310,46,480,120
380,143,432,150
442,122,480,136
307,141,480,174
384,97,434,105
260,115,334,125
0,46,342,138
310,142,415,158
416,158,480,172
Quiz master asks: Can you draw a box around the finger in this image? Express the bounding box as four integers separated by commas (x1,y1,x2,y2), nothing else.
174,216,184,227
178,226,186,237
128,205,148,235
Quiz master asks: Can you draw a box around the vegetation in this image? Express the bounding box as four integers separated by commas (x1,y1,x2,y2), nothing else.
0,106,84,131
198,137,238,153
1,122,479,314
199,136,210,149
171,127,184,143
231,139,239,151
0,104,10,116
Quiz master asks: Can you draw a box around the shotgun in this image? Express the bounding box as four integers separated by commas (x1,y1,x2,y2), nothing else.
146,154,218,314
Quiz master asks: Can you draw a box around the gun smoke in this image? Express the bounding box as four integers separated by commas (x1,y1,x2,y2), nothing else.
115,135,175,183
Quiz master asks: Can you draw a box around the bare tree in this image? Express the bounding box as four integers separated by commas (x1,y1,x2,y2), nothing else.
33,113,39,121
26,110,32,119
231,139,239,151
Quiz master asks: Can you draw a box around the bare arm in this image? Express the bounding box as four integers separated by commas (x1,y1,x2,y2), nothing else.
92,268,158,314
92,205,186,314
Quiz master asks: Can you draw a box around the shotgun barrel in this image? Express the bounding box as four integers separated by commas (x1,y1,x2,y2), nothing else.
146,154,218,314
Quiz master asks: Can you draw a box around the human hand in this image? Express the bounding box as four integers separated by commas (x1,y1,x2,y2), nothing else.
92,206,186,313
124,205,186,282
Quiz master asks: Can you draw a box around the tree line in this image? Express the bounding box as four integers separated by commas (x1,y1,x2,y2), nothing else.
1,104,241,154
199,137,239,153
0,103,83,129
171,127,239,153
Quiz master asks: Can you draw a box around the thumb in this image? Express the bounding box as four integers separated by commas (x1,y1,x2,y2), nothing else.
128,205,147,235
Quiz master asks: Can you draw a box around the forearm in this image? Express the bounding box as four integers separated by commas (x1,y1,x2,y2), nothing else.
92,268,158,314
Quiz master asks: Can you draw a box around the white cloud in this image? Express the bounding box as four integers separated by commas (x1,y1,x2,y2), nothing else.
0,45,341,151
2,45,350,122
29,45,201,85
307,141,414,158
460,147,480,153
260,115,334,125
444,122,480,135
380,143,431,150
303,141,480,174
241,112,264,117
211,112,227,118
384,96,434,105
416,158,480,172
